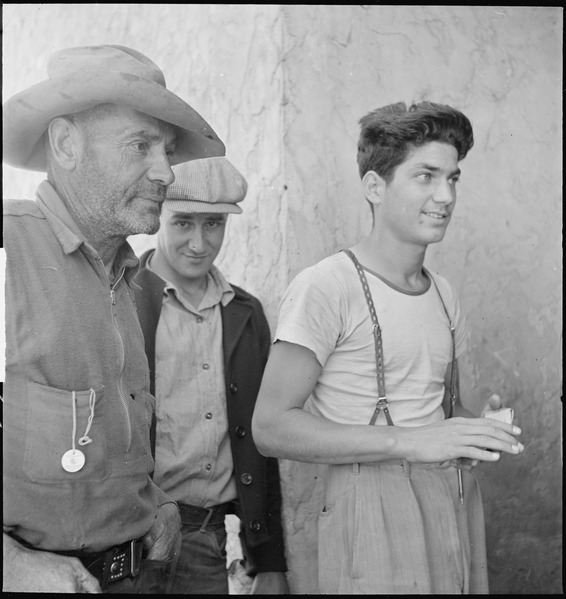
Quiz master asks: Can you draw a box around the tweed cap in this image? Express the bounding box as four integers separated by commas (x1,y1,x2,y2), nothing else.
165,157,247,214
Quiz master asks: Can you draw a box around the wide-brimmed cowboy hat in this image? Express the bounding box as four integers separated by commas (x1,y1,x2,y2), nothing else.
2,44,225,171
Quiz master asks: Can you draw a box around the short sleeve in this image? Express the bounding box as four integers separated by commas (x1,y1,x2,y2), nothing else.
275,265,346,368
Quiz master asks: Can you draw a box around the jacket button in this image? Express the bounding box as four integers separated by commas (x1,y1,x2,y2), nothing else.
230,383,238,394
236,426,246,438
249,520,262,532
240,473,253,485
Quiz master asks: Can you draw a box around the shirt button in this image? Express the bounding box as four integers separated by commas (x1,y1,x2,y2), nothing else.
235,426,246,438
202,363,209,370
240,473,253,485
205,412,213,420
196,316,203,323
249,520,262,532
230,383,238,394
205,463,212,471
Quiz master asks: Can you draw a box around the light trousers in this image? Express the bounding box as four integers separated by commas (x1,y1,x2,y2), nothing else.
318,460,489,594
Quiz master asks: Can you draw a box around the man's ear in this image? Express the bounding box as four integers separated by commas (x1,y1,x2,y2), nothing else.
46,117,82,170
361,170,385,210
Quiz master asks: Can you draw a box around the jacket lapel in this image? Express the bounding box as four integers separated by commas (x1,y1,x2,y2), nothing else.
222,296,253,367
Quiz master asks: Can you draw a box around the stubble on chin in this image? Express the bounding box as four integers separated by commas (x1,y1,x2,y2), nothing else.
126,196,164,235
128,210,162,236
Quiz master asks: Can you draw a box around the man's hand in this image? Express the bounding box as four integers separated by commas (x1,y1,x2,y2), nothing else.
3,533,101,593
398,413,524,465
141,502,181,562
251,571,290,594
450,393,510,469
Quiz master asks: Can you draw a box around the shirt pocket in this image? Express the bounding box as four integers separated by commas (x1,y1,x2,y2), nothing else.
112,388,153,477
23,381,110,483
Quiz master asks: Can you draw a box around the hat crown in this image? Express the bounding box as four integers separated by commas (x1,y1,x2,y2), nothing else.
47,45,166,87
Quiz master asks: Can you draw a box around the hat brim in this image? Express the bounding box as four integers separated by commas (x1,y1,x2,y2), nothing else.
2,70,225,171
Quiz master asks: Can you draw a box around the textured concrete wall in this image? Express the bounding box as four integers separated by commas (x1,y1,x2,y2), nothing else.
2,4,562,594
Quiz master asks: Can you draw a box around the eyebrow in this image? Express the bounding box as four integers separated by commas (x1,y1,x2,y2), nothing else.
124,129,178,146
413,163,461,177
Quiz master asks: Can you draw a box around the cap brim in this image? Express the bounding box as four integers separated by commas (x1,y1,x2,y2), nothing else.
164,200,242,215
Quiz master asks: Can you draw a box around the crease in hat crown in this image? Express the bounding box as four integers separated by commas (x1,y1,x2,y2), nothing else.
47,45,166,85
2,44,225,171
165,157,247,215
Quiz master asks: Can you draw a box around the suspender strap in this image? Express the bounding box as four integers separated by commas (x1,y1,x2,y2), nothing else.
342,250,464,502
428,271,458,418
342,249,393,426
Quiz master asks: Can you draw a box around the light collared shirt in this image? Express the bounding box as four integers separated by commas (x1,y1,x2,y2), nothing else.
148,257,238,508
3,181,170,552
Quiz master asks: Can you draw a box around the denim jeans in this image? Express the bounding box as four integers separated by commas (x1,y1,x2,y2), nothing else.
164,520,229,594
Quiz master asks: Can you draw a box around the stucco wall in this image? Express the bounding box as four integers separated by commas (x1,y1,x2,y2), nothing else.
2,4,562,594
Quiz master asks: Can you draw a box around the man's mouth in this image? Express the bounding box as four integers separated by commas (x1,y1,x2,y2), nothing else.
182,253,207,260
422,211,448,220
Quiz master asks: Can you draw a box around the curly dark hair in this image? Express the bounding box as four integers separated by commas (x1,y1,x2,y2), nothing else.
357,101,474,182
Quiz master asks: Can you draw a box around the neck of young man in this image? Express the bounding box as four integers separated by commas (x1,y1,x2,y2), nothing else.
352,228,429,293
150,248,209,309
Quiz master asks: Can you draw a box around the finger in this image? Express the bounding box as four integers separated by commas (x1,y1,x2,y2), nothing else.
464,432,524,457
141,532,154,550
488,393,503,409
145,538,168,562
453,446,503,462
478,418,521,437
452,416,521,438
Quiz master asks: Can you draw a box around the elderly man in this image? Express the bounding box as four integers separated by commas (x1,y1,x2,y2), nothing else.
2,45,225,593
134,157,289,594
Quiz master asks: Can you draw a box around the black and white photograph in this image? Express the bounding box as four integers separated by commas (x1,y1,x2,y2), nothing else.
2,4,562,595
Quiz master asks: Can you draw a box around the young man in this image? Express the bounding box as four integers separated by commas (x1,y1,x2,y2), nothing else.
252,101,524,594
2,45,224,593
133,157,288,594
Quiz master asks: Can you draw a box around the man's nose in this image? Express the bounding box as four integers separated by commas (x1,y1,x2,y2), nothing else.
147,148,175,187
432,180,456,204
187,228,205,252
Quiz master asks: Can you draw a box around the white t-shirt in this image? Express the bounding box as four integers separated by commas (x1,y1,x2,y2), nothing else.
275,252,469,427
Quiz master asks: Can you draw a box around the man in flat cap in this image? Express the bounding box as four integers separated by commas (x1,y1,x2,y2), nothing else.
2,45,225,593
133,157,289,594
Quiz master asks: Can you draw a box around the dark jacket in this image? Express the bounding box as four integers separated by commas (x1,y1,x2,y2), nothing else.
133,250,287,574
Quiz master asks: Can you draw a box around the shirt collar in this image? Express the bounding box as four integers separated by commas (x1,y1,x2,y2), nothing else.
35,180,140,280
145,250,235,310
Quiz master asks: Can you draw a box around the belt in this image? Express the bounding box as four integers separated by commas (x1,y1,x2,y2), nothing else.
56,538,143,590
178,502,232,533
